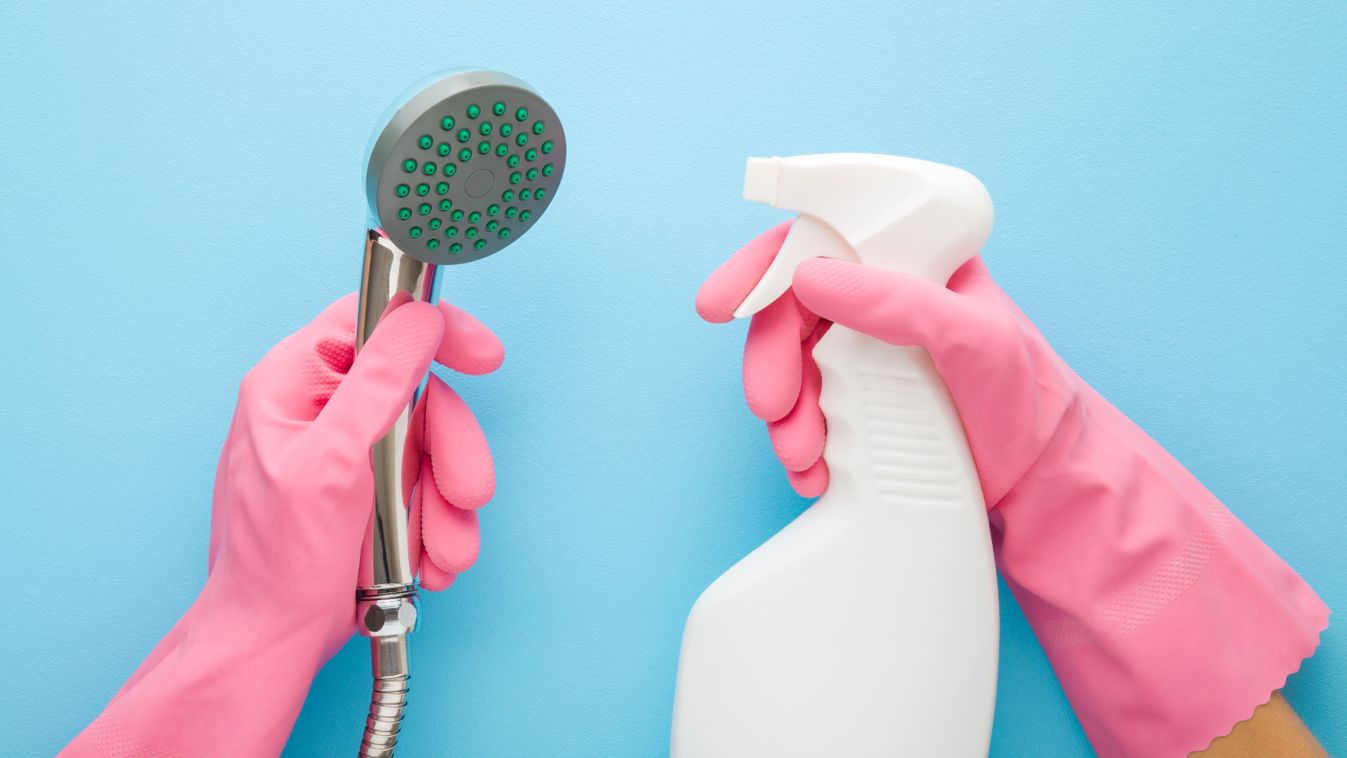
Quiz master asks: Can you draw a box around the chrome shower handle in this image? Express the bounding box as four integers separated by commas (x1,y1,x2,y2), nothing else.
354,229,441,757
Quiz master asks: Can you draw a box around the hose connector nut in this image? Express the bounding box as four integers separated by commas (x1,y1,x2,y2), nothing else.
360,595,418,637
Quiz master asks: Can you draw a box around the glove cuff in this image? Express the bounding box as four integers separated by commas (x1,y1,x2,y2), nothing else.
993,388,1329,757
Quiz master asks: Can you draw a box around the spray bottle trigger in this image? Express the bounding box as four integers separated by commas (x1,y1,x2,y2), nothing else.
732,214,858,320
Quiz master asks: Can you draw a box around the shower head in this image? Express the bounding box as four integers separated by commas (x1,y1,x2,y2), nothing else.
353,69,566,757
365,69,567,264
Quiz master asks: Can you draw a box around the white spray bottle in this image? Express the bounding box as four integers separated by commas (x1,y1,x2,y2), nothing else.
672,154,999,757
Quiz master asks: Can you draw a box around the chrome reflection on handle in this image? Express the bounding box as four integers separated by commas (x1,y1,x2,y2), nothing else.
354,230,439,757
356,229,438,592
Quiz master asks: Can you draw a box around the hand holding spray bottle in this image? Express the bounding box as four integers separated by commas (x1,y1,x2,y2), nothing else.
674,154,1000,757
680,152,1328,758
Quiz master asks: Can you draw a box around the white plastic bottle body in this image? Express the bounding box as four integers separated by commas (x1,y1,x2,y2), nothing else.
672,326,999,757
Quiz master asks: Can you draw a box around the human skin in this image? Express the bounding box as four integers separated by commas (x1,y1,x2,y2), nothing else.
1193,693,1326,757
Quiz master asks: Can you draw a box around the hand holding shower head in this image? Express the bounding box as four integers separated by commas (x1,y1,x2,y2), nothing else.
355,69,565,758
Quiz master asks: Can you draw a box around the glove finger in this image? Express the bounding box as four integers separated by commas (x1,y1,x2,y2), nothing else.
793,257,1041,485
241,293,359,422
419,553,457,591
743,290,805,422
792,258,991,359
311,302,443,451
787,458,829,498
425,376,496,509
796,297,821,338
421,461,482,574
767,324,827,471
283,293,360,352
436,301,505,375
695,220,793,323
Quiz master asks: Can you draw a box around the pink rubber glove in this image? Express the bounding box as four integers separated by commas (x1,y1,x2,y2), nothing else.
60,294,503,758
697,222,1329,758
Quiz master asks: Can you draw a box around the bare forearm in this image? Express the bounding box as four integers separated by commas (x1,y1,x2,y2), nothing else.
1191,692,1325,758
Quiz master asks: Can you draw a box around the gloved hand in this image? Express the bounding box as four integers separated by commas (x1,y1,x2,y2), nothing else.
697,222,1329,758
61,294,503,758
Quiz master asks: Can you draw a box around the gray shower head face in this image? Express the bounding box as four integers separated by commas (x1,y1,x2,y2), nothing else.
366,70,567,265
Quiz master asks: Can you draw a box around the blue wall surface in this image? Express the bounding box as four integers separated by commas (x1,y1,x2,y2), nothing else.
2,2,1344,756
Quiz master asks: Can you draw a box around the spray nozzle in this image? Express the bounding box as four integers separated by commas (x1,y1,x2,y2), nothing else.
742,157,780,205
733,153,994,319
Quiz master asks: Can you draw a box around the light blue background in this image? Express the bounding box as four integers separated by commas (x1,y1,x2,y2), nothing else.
2,2,1343,756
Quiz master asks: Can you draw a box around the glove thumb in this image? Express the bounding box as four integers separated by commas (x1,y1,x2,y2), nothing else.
314,302,443,449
